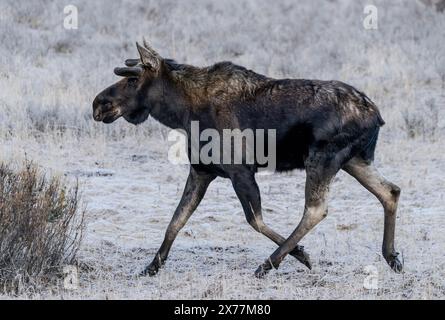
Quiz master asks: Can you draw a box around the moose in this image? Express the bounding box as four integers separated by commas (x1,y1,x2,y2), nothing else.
93,40,402,278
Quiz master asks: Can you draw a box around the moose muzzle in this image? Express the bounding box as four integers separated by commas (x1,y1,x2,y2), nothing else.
92,95,121,123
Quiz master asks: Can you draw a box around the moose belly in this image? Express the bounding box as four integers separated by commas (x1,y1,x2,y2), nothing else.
187,122,313,175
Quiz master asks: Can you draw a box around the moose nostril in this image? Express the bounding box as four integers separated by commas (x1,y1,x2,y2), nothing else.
93,108,102,121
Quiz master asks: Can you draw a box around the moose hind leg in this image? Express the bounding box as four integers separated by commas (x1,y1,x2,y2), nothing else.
230,171,312,269
255,157,336,278
343,156,402,273
140,168,215,276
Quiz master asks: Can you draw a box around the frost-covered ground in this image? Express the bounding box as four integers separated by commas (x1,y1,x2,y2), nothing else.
0,0,444,299
2,136,444,299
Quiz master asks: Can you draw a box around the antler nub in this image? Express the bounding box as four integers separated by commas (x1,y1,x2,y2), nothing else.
114,66,143,77
125,59,140,67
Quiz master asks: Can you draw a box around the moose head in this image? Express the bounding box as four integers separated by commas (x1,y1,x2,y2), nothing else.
92,40,164,125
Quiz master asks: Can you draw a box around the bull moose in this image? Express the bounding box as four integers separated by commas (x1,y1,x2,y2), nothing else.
92,40,402,277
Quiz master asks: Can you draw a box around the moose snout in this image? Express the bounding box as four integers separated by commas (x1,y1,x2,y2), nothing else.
92,95,110,121
92,94,123,124
93,107,102,121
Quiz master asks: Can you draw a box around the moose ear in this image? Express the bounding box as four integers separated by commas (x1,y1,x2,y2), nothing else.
136,41,161,71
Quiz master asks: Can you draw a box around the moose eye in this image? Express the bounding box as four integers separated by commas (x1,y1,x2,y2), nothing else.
127,78,139,86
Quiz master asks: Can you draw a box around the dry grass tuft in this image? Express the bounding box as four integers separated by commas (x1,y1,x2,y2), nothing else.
0,162,84,294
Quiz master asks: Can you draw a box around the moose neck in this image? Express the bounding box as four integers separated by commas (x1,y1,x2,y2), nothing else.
146,75,190,131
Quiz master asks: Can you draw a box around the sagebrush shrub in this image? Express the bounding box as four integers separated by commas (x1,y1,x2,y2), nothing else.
0,162,84,293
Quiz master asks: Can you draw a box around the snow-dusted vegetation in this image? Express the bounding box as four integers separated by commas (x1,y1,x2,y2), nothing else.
0,0,444,299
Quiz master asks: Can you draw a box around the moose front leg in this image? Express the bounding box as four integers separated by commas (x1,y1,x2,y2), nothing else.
140,168,216,276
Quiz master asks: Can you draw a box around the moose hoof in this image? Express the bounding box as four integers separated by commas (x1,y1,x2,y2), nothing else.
140,263,160,277
140,255,163,277
254,260,274,279
289,245,312,270
385,252,403,273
